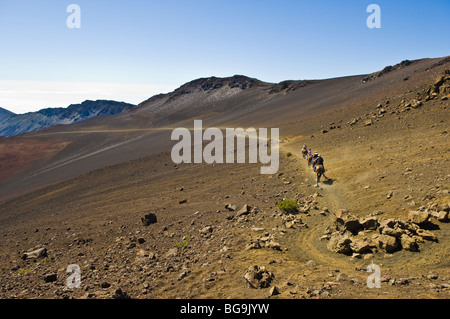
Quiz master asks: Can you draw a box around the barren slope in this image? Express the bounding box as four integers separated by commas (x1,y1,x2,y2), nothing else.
0,56,449,299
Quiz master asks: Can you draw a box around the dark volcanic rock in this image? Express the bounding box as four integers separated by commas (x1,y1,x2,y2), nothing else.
141,213,157,226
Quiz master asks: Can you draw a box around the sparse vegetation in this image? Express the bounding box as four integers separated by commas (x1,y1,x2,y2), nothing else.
175,235,191,248
277,199,298,214
286,152,292,157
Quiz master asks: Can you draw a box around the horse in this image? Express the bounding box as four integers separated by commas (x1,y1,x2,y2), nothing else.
301,148,308,158
306,154,313,167
315,164,328,187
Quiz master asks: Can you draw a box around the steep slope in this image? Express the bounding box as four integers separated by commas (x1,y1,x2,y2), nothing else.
0,56,448,202
0,107,15,119
0,100,135,138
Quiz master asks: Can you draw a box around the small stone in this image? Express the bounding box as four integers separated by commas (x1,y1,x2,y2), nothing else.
178,271,190,281
112,288,130,299
437,210,449,222
165,248,178,258
22,248,48,260
225,204,237,211
269,286,280,296
100,282,111,289
43,273,57,283
236,204,250,217
200,226,213,234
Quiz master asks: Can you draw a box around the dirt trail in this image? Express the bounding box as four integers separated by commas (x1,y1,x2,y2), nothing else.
280,141,359,269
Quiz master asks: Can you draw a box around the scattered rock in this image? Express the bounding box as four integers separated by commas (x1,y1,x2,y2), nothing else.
269,286,280,296
225,204,237,211
100,282,111,289
112,288,130,299
243,266,274,289
43,273,57,283
165,248,178,258
178,270,190,281
22,247,48,260
236,204,250,217
199,226,213,235
141,213,157,226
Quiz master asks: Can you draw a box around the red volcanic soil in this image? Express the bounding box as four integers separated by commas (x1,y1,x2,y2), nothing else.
0,137,69,184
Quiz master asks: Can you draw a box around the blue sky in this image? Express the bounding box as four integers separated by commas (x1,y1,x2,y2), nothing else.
0,0,449,113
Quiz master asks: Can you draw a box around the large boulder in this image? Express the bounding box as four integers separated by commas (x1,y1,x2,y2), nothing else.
334,209,362,233
327,232,352,254
360,216,379,230
432,210,449,222
350,238,372,254
416,229,438,242
379,218,395,230
378,234,400,253
382,227,403,238
408,211,430,226
400,234,419,252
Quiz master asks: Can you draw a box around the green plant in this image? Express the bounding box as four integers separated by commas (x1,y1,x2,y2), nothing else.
277,199,298,214
19,269,28,275
286,152,292,157
175,235,191,248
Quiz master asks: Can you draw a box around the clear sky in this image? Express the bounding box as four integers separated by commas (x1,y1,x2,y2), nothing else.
0,0,449,113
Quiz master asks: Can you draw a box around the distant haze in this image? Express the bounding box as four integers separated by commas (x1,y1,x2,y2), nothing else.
0,81,175,114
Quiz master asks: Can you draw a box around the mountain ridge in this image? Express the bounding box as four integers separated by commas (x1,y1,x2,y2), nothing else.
0,100,135,138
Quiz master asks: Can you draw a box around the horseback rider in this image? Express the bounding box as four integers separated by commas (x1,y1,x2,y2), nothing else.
313,153,325,172
311,152,318,167
301,144,308,158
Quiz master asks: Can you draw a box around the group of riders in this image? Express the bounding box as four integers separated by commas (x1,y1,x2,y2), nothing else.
301,144,328,185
